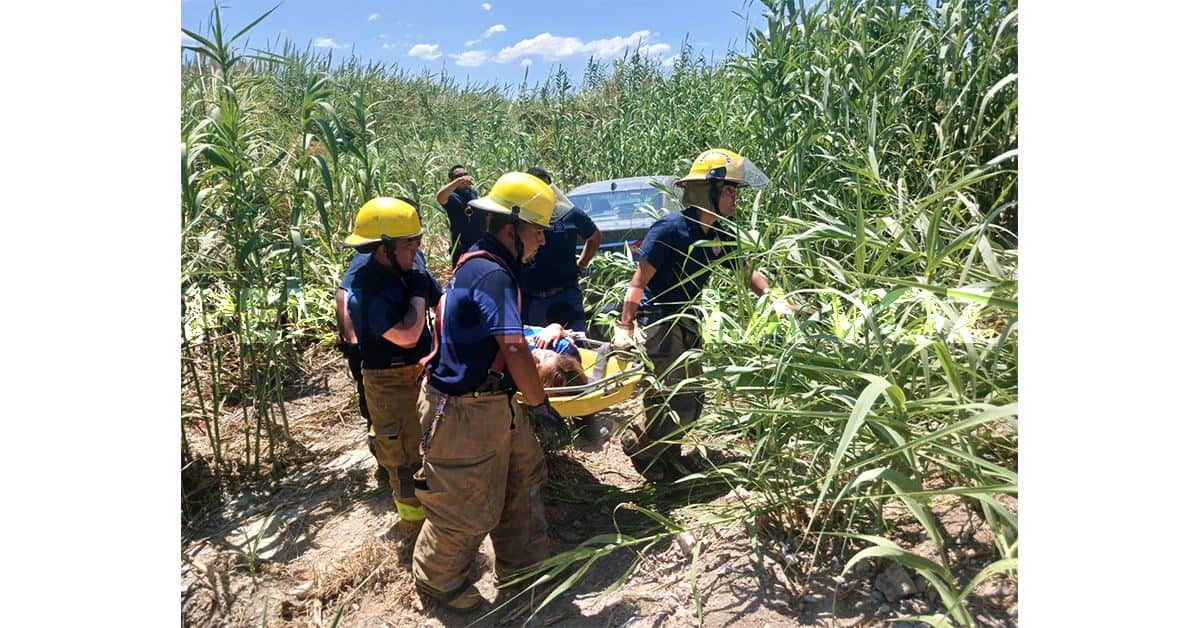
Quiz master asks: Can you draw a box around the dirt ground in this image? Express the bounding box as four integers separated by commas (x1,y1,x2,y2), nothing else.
181,353,1016,627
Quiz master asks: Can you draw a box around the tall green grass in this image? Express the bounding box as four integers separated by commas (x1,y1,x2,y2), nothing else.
181,1,1016,623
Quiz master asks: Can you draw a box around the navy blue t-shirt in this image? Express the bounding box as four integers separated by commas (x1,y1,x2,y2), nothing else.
340,250,435,290
428,234,526,395
347,254,443,369
339,252,370,291
441,187,484,262
521,206,598,296
638,206,742,314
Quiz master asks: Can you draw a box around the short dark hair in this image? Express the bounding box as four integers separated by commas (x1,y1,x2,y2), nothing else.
526,167,551,185
448,165,467,179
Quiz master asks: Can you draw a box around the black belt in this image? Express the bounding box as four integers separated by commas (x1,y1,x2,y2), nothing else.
525,285,571,299
430,374,516,398
474,369,516,394
362,357,419,370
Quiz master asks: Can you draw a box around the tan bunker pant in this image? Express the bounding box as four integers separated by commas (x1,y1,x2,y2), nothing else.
622,317,704,467
411,378,550,594
362,364,425,527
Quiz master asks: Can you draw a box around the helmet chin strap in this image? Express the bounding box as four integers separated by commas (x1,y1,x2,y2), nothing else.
510,206,524,272
708,179,723,214
382,238,404,275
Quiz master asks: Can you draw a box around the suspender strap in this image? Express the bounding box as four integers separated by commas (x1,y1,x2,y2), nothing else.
418,250,523,378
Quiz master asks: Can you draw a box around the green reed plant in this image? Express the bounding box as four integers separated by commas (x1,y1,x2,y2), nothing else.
182,1,1017,622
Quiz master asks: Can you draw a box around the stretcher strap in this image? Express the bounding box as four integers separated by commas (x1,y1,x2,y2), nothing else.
590,342,612,382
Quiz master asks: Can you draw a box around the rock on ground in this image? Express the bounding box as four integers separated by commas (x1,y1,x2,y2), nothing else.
875,563,918,603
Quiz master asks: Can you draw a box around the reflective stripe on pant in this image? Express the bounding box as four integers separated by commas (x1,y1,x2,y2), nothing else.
362,364,424,519
411,378,549,593
622,317,704,466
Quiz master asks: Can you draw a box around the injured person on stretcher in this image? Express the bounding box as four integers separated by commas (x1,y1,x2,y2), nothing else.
524,324,588,388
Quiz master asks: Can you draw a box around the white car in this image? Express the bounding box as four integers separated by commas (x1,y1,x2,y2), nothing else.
566,175,682,254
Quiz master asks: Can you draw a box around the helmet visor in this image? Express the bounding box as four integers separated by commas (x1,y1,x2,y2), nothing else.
734,156,772,189
549,183,575,222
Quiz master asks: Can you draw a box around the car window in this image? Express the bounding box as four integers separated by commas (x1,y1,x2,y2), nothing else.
568,186,679,220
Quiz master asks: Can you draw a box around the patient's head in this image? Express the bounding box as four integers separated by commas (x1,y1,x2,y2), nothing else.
533,348,588,388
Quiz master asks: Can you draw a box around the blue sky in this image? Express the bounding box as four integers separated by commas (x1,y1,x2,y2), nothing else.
182,0,764,86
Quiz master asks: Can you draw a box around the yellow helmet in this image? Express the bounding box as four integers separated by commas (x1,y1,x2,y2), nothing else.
675,148,771,189
468,171,556,229
344,197,423,247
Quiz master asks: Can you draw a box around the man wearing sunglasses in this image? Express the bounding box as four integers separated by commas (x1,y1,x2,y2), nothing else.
436,164,483,266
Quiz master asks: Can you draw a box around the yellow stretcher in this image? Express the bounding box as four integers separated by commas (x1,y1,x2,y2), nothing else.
514,337,645,416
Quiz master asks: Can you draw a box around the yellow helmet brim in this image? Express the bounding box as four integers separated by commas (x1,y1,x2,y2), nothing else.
469,196,551,229
344,227,425,248
344,233,379,247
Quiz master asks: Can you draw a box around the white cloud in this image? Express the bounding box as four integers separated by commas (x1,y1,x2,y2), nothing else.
466,24,504,47
583,30,649,58
314,37,350,49
481,2,492,10
662,53,681,67
640,42,671,57
584,30,671,59
521,58,532,68
452,50,490,66
407,43,442,60
495,33,583,63
495,30,672,64
382,42,394,49
368,12,379,21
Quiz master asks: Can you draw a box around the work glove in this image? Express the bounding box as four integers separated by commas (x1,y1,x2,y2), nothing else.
771,298,795,317
530,400,570,450
612,323,645,350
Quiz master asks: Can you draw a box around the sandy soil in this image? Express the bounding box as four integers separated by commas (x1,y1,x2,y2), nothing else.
181,353,1016,627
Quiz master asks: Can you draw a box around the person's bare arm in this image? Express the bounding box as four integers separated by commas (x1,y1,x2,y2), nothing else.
498,334,547,405
381,296,428,348
745,264,793,316
618,259,657,328
435,175,474,205
748,266,770,297
534,323,568,349
577,230,601,271
335,288,357,345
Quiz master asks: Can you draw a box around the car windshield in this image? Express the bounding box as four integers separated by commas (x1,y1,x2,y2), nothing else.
568,186,679,221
